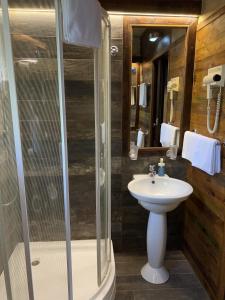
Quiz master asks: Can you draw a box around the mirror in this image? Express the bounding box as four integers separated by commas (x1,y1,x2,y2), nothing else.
130,26,187,149
122,16,197,156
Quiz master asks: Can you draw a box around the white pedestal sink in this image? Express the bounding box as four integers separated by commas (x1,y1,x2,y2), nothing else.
128,175,193,284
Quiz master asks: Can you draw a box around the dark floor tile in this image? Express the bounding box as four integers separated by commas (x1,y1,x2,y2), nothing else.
115,291,134,300
115,251,210,300
115,254,147,263
165,251,186,260
116,260,145,276
116,258,194,277
116,273,202,292
133,288,210,300
165,259,194,274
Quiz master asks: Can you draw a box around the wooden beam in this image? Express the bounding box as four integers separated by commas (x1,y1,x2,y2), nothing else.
99,0,202,15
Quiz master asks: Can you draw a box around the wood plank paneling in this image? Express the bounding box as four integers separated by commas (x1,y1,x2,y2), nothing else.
166,36,186,127
183,6,225,300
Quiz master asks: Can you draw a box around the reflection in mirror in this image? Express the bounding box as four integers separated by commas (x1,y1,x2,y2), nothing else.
129,26,187,149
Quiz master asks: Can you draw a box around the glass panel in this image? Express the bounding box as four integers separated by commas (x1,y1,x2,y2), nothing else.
96,15,111,284
7,1,70,299
0,2,29,300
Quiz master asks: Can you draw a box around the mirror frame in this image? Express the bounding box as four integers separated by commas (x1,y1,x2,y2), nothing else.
122,15,198,156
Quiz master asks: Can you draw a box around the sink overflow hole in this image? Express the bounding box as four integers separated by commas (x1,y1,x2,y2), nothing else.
32,259,40,267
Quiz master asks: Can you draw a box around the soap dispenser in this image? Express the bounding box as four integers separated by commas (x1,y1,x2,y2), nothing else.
158,158,165,176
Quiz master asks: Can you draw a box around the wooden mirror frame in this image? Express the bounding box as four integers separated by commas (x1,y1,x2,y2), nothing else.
122,15,198,156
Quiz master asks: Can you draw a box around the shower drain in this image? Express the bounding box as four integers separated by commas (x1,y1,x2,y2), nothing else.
32,259,40,267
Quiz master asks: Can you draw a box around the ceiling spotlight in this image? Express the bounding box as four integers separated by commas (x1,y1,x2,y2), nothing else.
149,32,160,42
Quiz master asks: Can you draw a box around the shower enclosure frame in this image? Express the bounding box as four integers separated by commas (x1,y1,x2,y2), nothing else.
1,1,34,299
55,0,73,299
0,0,113,299
94,9,112,287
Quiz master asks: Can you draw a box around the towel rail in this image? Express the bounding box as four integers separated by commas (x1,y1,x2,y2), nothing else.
192,129,225,145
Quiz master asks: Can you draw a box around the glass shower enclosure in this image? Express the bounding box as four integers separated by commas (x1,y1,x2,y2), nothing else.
0,0,114,299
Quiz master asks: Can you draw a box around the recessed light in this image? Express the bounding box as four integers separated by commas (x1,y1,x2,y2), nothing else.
149,32,160,42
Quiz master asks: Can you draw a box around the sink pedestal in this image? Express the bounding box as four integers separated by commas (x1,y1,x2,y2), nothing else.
128,175,193,284
141,212,169,284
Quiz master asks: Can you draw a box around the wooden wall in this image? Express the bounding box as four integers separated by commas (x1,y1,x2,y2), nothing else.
183,6,225,300
166,36,186,127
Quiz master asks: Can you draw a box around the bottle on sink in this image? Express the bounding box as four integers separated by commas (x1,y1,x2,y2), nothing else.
158,158,165,177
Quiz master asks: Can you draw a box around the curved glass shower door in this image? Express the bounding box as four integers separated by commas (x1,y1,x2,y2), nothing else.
0,3,30,300
0,0,112,298
95,12,111,285
0,1,73,299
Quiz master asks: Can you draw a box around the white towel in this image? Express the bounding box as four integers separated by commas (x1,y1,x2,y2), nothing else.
182,131,221,175
137,129,145,148
160,123,180,147
139,83,147,108
62,0,102,48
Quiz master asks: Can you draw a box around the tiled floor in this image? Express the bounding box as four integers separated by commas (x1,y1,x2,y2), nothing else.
115,251,210,300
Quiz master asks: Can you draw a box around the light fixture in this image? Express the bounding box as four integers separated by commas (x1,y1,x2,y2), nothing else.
149,32,160,42
108,11,199,18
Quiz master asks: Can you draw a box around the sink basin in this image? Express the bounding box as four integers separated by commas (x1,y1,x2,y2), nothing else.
128,176,193,213
128,175,193,284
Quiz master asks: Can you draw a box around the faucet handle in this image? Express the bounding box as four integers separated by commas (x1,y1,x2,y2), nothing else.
149,164,156,173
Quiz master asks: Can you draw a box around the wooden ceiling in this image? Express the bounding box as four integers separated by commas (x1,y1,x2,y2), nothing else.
99,0,202,15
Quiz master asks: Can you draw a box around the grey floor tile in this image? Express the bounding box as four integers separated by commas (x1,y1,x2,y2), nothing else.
115,253,147,263
133,288,210,300
116,258,194,277
115,251,210,300
165,259,194,274
115,291,134,300
116,259,146,276
116,273,202,292
165,251,186,261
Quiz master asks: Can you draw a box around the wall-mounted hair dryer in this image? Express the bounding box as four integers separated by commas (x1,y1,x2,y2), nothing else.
167,77,180,123
203,65,225,134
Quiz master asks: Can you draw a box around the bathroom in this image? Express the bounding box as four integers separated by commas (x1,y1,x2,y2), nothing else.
0,0,224,299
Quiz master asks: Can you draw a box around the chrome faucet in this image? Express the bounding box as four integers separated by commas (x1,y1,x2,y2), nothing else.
149,165,156,183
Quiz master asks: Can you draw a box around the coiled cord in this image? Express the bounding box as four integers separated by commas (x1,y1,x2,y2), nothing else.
207,86,222,134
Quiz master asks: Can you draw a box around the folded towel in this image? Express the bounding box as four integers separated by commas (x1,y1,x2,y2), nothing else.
139,83,147,108
62,0,101,48
182,131,221,175
131,86,136,106
160,123,180,147
137,129,145,148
